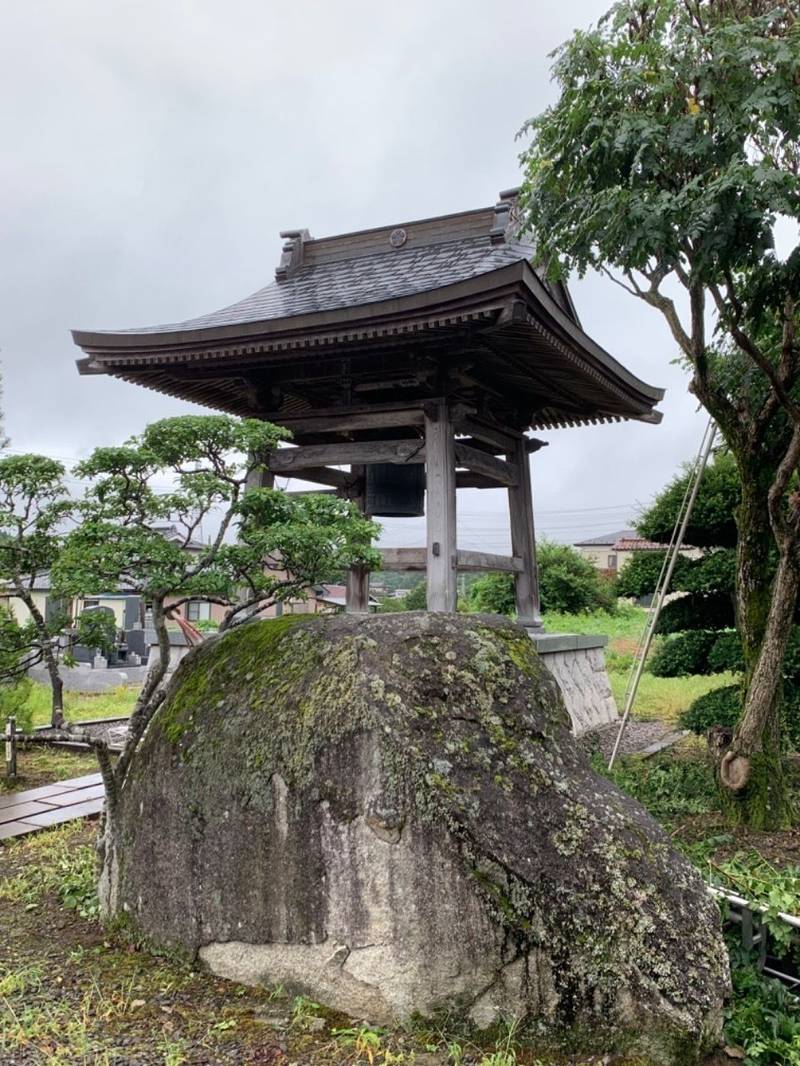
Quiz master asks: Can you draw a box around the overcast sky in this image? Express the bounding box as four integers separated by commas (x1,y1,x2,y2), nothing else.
0,0,709,551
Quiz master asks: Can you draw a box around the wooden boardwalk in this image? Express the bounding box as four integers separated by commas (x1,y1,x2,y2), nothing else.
0,774,104,841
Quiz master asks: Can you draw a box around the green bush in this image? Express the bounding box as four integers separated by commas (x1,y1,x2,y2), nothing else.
468,572,516,615
708,630,745,673
466,542,615,617
648,630,717,677
679,684,740,734
655,592,735,634
0,678,33,735
537,541,615,614
402,581,427,610
681,682,800,753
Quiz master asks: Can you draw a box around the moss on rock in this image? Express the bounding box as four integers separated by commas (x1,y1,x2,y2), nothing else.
106,612,728,1065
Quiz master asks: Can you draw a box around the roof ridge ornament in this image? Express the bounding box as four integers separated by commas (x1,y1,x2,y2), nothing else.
490,187,522,245
275,228,311,281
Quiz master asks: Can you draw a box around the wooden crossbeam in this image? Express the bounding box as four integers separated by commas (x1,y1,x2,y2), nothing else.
455,471,502,490
456,550,524,573
455,416,520,454
272,408,426,435
275,465,352,489
378,549,524,573
269,439,425,472
454,443,516,486
378,548,428,571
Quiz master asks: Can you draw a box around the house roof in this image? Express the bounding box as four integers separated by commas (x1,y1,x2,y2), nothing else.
613,536,670,552
71,189,665,435
314,583,380,608
574,529,637,547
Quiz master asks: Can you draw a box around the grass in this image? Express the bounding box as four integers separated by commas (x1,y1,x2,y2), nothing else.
0,745,98,793
541,603,648,643
27,681,137,729
608,669,738,723
543,603,739,724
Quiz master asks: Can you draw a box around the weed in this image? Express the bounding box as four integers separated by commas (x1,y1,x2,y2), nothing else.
290,993,322,1028
592,750,718,820
0,963,43,997
333,1024,410,1063
0,823,99,919
725,951,800,1065
159,1036,189,1066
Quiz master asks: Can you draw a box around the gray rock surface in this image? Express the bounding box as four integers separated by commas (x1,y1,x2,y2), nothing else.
102,612,728,1064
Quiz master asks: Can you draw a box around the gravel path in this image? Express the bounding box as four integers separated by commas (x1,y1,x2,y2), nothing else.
580,719,684,761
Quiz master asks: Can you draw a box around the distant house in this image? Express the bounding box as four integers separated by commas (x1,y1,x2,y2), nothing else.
283,584,380,615
574,530,698,577
0,571,142,630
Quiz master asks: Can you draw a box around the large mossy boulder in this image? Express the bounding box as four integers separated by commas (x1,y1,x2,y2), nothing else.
103,613,728,1063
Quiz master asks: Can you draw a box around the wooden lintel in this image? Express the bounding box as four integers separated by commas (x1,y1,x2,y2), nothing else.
270,439,425,472
378,549,524,573
456,550,524,573
273,464,351,489
378,548,428,572
258,397,446,424
455,416,519,454
270,408,426,436
454,443,516,486
455,471,501,490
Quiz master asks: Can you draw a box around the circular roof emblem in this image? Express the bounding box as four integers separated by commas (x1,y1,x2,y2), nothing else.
389,228,407,249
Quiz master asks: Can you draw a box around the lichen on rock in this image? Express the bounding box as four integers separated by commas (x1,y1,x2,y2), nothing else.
103,612,729,1064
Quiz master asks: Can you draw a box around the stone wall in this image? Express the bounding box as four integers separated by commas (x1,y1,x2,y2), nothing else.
530,633,618,736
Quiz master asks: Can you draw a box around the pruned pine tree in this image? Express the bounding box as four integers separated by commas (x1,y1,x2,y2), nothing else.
55,414,380,811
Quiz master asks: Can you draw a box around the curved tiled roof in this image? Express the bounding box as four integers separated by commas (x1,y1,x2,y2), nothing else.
108,235,539,336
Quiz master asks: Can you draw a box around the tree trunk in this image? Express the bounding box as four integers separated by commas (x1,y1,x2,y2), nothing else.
43,645,65,730
20,591,65,729
734,464,774,674
720,545,799,829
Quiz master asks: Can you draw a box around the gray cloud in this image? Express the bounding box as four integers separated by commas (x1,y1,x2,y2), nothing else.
0,0,707,546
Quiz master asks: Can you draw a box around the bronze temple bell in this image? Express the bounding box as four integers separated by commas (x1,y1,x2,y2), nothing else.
365,463,425,518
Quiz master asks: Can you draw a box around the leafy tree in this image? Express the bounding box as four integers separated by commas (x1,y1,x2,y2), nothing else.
538,541,615,614
0,455,73,727
468,572,517,615
0,367,9,451
519,0,800,827
468,541,614,616
402,580,427,610
55,415,379,810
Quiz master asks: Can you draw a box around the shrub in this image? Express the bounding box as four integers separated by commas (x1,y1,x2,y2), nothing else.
649,630,717,677
402,581,427,610
468,573,516,615
708,631,745,674
655,592,735,634
679,684,740,735
537,541,615,614
0,678,33,735
681,682,800,753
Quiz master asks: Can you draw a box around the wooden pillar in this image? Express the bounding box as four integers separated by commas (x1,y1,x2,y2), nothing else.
425,402,458,612
508,437,542,629
246,461,275,492
345,464,370,613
